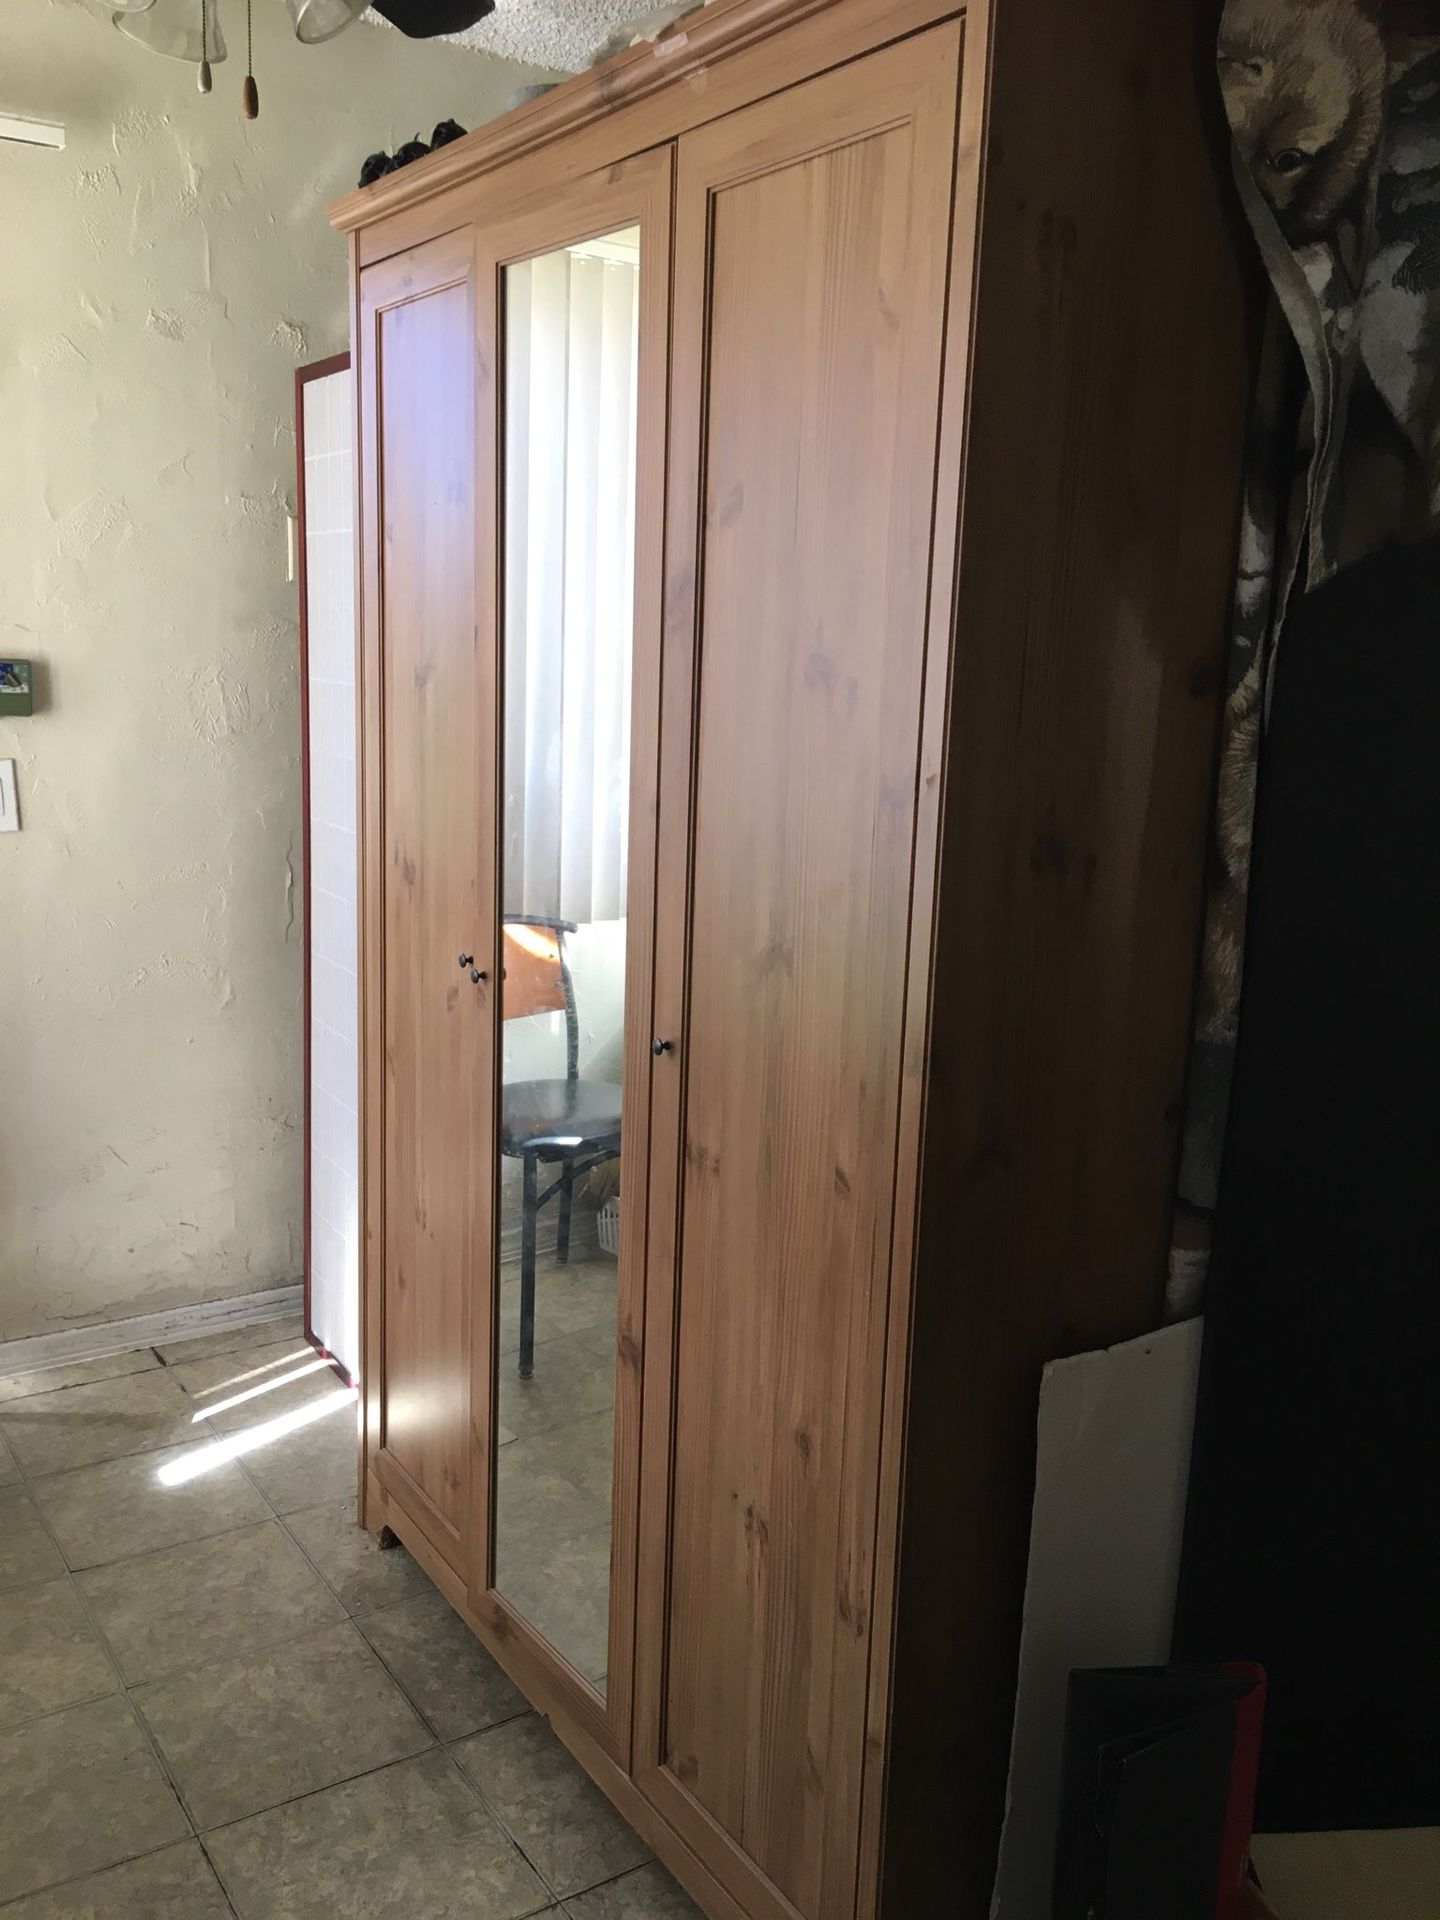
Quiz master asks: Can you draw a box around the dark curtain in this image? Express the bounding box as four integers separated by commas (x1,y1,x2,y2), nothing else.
1175,531,1440,1830
1182,6,1440,1211
1176,3,1440,1830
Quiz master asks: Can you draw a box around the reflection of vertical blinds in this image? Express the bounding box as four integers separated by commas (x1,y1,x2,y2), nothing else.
504,248,639,924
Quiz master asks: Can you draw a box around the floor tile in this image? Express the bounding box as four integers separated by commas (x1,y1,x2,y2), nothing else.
537,1409,616,1507
498,1333,616,1442
563,1862,704,1919
76,1519,345,1685
0,1485,67,1592
357,1591,528,1742
0,1349,160,1406
452,1713,649,1898
231,1397,358,1515
0,1371,199,1478
0,1695,188,1904
499,1257,617,1356
0,1577,118,1728
283,1497,431,1614
154,1312,304,1369
203,1364,350,1439
204,1367,353,1443
496,1523,612,1689
30,1441,269,1571
169,1338,329,1427
134,1620,431,1830
0,1841,232,1919
164,1333,316,1396
495,1446,605,1569
205,1748,550,1920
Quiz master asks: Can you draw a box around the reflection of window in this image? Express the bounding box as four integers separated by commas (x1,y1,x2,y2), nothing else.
504,230,640,924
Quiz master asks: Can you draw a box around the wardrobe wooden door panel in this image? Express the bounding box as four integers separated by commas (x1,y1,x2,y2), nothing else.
358,228,481,1570
639,26,962,1920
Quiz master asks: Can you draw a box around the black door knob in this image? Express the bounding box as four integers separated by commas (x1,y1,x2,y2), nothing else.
652,1036,672,1056
470,968,486,983
458,953,473,968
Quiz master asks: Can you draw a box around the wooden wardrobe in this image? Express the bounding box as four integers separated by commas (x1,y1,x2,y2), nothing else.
332,2,1249,1914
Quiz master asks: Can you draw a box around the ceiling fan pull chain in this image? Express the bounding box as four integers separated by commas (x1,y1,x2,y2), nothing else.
198,0,213,92
242,0,259,117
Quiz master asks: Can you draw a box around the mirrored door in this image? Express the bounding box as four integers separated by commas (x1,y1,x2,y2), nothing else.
493,218,639,1696
470,154,671,1749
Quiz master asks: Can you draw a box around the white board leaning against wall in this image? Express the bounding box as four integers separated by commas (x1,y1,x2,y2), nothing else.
298,357,359,1383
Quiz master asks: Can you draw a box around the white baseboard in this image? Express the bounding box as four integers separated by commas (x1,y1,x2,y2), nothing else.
0,1284,304,1375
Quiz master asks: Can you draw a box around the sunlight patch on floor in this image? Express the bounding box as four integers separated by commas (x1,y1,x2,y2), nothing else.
187,1347,319,1400
190,1357,333,1424
158,1388,357,1486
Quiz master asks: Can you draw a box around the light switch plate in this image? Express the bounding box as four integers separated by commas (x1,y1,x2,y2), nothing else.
0,759,19,833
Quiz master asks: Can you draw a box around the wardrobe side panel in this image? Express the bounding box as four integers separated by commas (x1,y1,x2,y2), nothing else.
883,0,1254,1911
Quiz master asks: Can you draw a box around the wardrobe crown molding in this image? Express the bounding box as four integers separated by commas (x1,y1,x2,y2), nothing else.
327,0,965,234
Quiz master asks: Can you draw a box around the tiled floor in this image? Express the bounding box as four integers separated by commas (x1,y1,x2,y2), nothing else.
0,1315,697,1918
495,1251,618,1688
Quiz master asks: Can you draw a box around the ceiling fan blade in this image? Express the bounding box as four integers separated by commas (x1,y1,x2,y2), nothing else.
285,0,369,44
112,0,228,64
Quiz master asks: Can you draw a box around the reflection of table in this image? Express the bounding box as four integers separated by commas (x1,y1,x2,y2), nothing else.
500,1076,621,1380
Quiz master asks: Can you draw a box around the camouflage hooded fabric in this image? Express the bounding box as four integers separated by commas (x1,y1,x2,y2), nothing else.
1179,0,1440,1216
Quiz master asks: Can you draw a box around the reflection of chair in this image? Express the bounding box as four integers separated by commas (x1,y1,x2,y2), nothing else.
501,916,621,1379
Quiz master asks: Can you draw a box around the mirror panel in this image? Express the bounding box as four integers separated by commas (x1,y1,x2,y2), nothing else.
493,227,641,1693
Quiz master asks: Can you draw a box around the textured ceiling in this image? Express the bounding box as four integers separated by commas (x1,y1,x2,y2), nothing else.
363,3,648,76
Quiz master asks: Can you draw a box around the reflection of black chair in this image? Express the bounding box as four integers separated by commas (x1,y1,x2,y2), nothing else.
501,916,621,1379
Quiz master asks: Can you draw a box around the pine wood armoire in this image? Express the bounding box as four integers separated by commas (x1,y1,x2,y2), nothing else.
331,2,1249,1913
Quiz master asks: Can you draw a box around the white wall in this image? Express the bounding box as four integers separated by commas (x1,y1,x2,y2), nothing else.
0,0,549,1340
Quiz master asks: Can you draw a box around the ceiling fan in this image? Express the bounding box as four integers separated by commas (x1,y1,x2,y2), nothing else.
88,1,500,66
85,1,499,118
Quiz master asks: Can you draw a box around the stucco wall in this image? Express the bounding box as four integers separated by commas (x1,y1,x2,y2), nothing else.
0,0,549,1340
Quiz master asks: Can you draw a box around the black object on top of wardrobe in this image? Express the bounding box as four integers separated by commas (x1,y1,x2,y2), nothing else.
371,0,496,36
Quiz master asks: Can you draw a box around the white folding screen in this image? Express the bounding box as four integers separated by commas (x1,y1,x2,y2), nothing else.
301,365,359,1383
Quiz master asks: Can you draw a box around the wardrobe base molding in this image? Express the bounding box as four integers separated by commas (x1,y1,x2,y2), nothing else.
372,1451,465,1577
360,1473,753,1920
